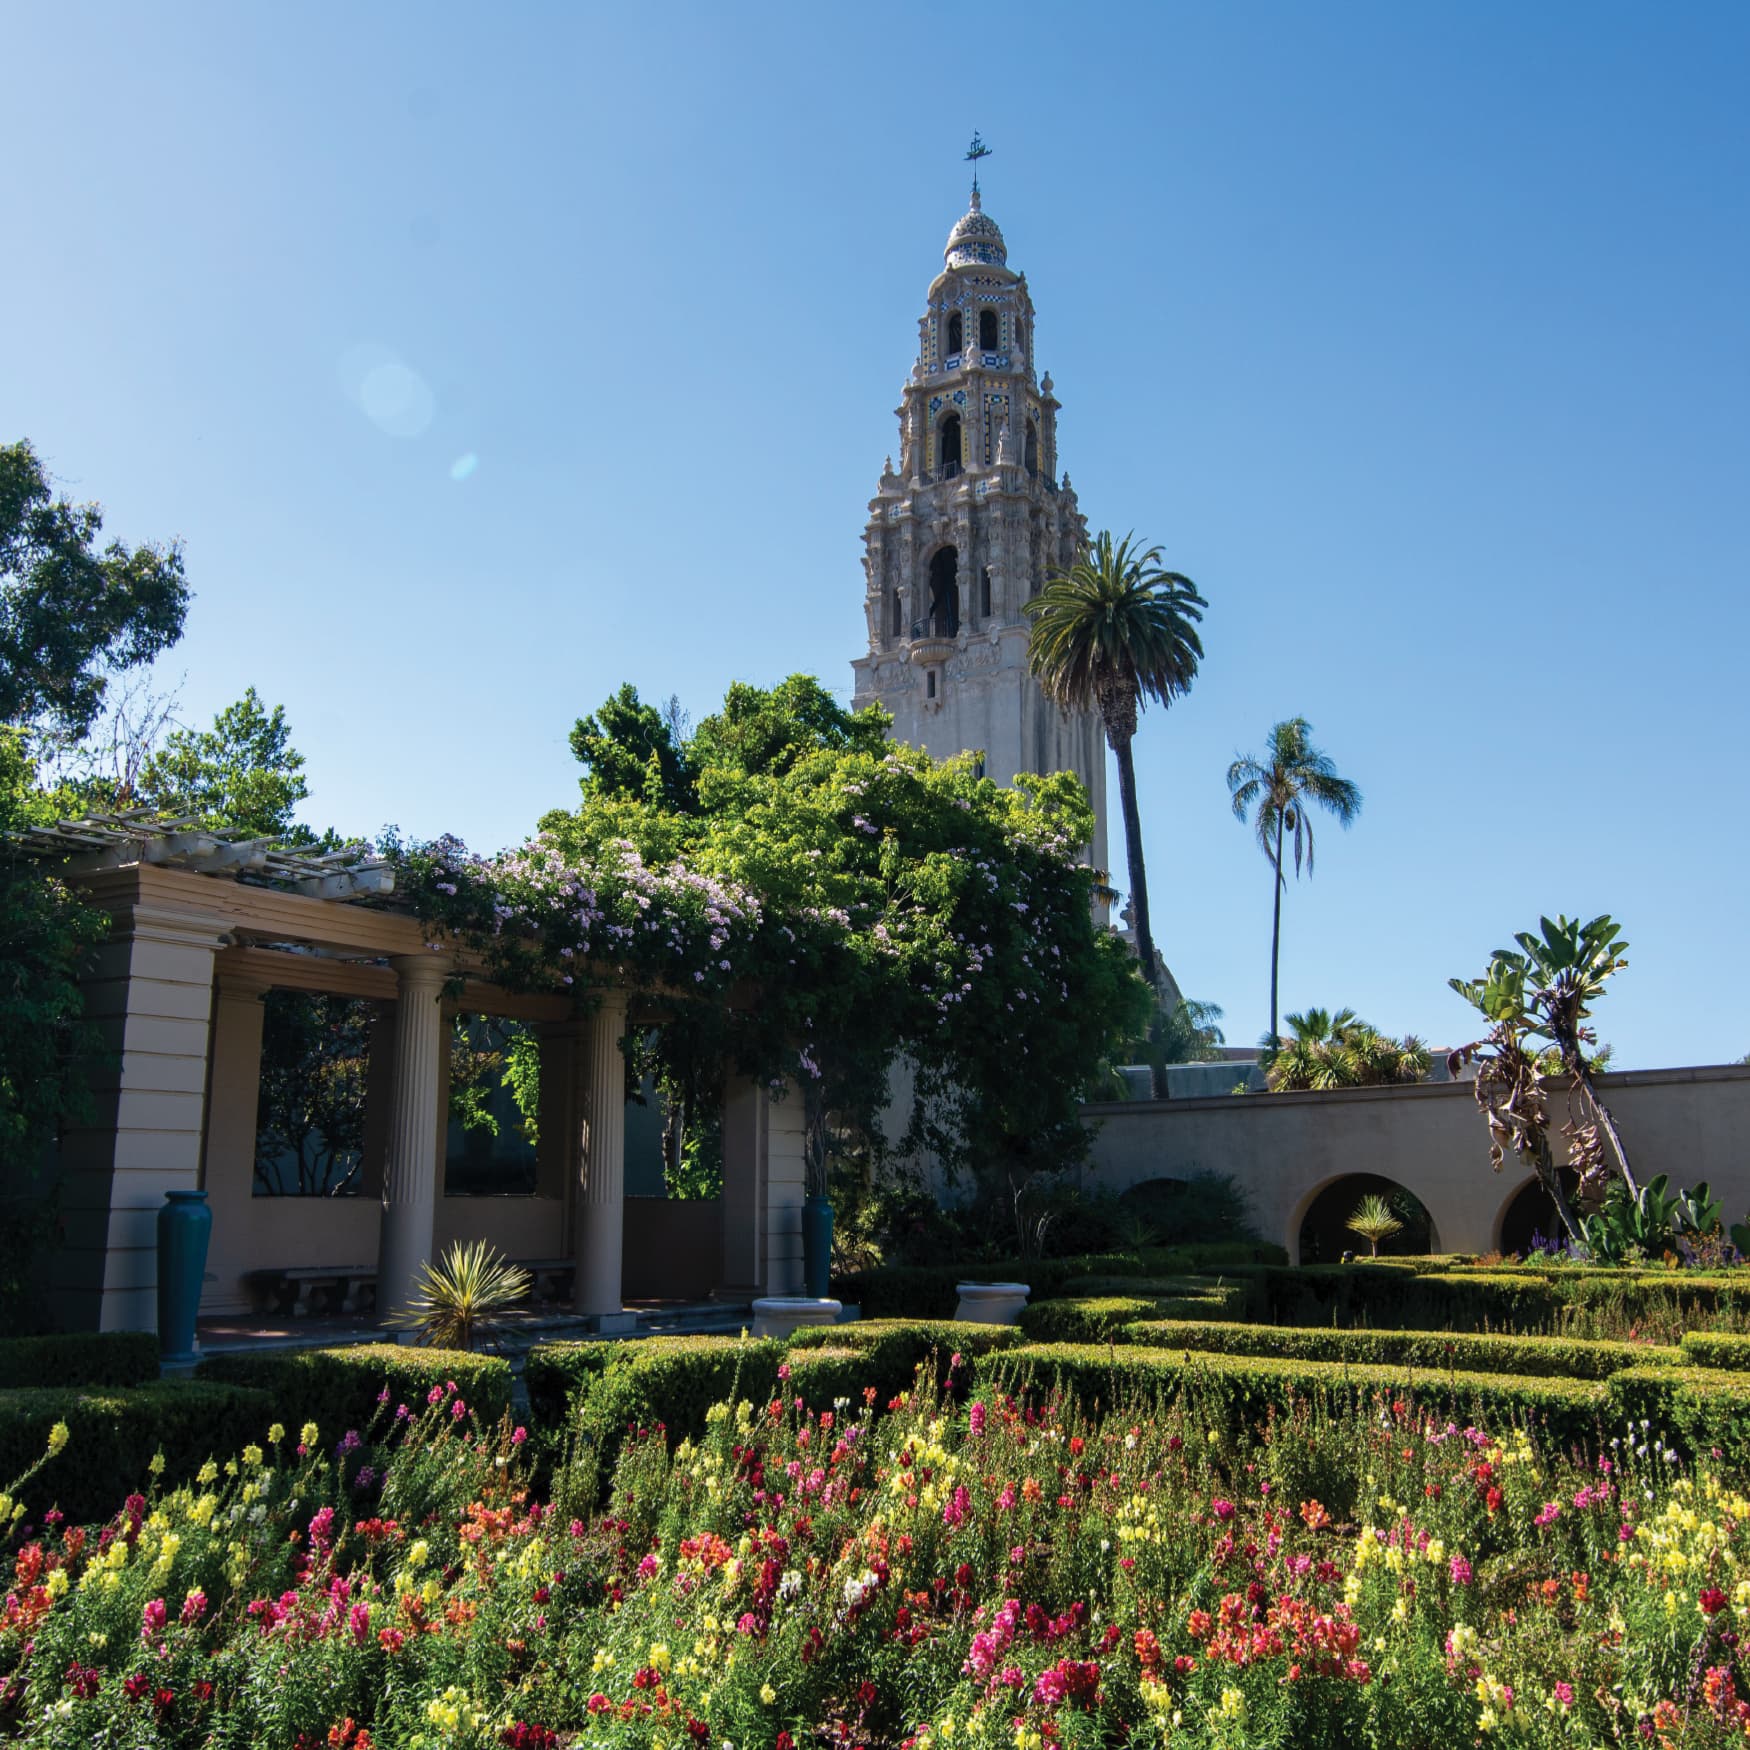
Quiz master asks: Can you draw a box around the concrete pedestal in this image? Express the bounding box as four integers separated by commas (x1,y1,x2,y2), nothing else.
955,1281,1030,1324
751,1296,842,1340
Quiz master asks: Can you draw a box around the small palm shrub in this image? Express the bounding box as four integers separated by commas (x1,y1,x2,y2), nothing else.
1346,1194,1405,1258
389,1240,530,1350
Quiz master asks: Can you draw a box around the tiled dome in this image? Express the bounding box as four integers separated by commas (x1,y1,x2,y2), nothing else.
944,190,1007,269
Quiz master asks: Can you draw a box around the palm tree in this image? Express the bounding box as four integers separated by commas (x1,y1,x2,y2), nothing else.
1028,530,1206,1003
1264,1007,1429,1092
1226,718,1362,1046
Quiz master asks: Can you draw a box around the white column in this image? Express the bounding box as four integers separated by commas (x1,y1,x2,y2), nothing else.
573,988,635,1331
376,953,450,1322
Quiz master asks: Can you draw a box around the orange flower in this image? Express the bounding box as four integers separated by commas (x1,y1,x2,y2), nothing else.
1299,1500,1332,1531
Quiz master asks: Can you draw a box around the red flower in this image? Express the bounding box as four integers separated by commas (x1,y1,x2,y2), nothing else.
1702,1588,1729,1616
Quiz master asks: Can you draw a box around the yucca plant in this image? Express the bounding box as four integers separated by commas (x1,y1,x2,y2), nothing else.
1346,1194,1404,1258
390,1240,531,1350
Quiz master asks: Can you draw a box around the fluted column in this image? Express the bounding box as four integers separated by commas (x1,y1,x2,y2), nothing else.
376,953,451,1324
574,987,635,1331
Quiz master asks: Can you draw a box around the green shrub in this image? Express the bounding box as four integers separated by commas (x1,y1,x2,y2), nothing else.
1017,1297,1160,1344
1607,1366,1750,1467
196,1344,512,1440
785,1318,1023,1405
1681,1333,1750,1372
975,1343,1611,1449
1123,1318,1686,1379
836,1241,1284,1319
0,1331,159,1388
0,1381,272,1525
523,1339,624,1430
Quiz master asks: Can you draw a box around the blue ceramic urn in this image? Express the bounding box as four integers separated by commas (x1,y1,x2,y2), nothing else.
157,1188,212,1365
801,1194,834,1300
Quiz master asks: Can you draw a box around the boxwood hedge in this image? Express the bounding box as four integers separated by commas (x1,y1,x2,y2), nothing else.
196,1344,513,1440
0,1331,159,1389
0,1381,272,1525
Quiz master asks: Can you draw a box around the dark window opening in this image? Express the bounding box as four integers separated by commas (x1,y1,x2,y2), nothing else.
926,670,937,699
946,311,963,354
1024,418,1039,477
981,566,992,618
253,990,376,1197
938,413,962,479
1015,318,1027,356
445,1015,540,1196
979,308,999,351
928,546,959,636
890,591,903,639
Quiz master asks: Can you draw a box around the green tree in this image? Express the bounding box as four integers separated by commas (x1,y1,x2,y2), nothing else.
1263,1006,1429,1092
570,683,696,811
135,688,309,839
0,731,108,1316
397,675,1148,1239
0,440,188,737
1026,530,1205,1007
1225,717,1362,1045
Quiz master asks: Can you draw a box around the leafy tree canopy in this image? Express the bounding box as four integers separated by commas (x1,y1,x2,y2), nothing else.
397,675,1147,1185
569,683,696,812
134,687,310,840
0,441,188,738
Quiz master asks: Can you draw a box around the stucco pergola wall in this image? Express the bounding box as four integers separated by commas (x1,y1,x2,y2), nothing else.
1082,1064,1750,1261
48,859,806,1334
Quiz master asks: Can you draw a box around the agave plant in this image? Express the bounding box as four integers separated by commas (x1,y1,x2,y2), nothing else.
1345,1194,1404,1258
390,1240,531,1350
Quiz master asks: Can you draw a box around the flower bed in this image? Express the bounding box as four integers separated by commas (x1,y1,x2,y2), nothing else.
5,1350,1750,1746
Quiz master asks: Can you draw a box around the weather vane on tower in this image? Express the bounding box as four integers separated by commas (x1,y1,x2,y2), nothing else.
965,132,992,198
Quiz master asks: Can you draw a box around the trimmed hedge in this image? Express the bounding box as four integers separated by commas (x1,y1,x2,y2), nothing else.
0,1331,159,1389
1681,1334,1750,1372
785,1318,1024,1404
1122,1318,1686,1379
524,1340,625,1431
0,1381,272,1525
534,1334,783,1441
835,1241,1285,1319
1018,1297,1163,1344
1606,1365,1750,1468
197,1344,513,1440
974,1343,1613,1449
1219,1263,1750,1334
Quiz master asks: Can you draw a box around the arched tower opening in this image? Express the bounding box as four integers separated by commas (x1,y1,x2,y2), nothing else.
1024,417,1039,477
979,308,999,351
938,413,963,480
946,311,963,355
928,546,959,637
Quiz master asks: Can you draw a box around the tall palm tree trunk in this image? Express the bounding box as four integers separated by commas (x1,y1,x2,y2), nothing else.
1268,815,1285,1045
1108,726,1156,993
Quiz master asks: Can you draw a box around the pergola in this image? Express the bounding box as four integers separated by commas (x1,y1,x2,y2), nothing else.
15,815,806,1335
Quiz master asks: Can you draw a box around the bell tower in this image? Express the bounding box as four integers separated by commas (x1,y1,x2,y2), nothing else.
850,153,1108,883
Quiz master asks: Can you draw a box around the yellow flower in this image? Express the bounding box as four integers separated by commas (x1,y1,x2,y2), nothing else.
242,1444,263,1468
299,1422,319,1449
760,1684,777,1706
46,1421,70,1457
46,1569,69,1600
1217,1687,1246,1722
267,1423,285,1445
197,1460,218,1486
148,1450,166,1477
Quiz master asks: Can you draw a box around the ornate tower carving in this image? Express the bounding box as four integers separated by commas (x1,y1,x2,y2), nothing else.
850,181,1108,883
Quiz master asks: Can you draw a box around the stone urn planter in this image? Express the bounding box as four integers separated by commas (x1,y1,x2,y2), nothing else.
751,1296,843,1341
955,1281,1030,1325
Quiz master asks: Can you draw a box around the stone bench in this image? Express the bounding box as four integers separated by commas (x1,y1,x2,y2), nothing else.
246,1265,377,1318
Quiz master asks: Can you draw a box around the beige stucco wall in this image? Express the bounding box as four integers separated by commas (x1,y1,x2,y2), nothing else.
1082,1064,1750,1260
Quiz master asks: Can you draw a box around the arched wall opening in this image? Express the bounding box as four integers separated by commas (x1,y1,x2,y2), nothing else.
928,546,960,637
979,308,999,351
946,311,963,354
1496,1174,1578,1258
1295,1172,1438,1263
1024,418,1039,477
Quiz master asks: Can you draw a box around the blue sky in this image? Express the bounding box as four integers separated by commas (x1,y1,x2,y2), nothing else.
6,3,1747,1067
